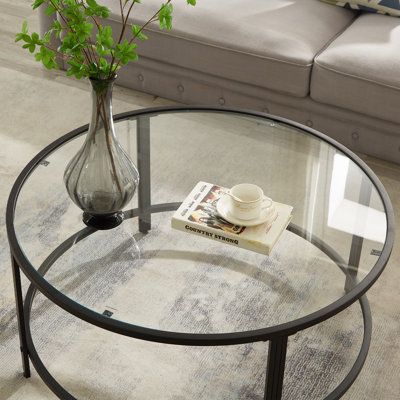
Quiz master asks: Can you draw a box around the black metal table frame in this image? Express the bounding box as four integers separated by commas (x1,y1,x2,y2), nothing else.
6,106,395,400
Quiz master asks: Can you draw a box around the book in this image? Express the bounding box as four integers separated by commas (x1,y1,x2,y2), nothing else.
171,182,293,255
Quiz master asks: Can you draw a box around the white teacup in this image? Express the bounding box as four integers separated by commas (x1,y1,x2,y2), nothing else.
227,183,272,220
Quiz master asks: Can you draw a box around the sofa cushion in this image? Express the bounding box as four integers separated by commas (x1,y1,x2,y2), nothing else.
311,13,400,124
321,0,400,17
103,0,355,97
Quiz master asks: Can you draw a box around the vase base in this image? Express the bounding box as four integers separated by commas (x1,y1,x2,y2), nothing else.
83,211,124,230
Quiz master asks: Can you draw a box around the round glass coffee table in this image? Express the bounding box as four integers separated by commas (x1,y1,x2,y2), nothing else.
7,106,394,399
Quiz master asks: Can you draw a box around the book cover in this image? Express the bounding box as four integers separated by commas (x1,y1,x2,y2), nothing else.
171,182,293,255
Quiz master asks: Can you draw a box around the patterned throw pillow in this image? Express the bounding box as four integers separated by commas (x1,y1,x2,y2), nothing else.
321,0,400,16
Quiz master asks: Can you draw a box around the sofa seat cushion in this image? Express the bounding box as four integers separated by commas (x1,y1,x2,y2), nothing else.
311,13,400,124
103,0,355,97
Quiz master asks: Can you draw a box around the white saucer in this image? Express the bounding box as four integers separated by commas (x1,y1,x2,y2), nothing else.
216,195,278,227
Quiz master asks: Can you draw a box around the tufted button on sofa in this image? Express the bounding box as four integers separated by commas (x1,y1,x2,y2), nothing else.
40,0,400,163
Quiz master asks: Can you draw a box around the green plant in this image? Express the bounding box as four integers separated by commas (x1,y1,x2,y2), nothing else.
16,0,196,80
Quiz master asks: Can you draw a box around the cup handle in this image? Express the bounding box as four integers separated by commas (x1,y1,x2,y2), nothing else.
261,197,273,211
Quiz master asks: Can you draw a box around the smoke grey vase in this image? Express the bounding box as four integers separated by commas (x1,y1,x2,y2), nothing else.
64,77,139,229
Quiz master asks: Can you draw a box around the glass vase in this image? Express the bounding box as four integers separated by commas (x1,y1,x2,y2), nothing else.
64,77,139,229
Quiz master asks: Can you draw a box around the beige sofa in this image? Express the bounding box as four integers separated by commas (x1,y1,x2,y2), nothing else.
40,0,400,163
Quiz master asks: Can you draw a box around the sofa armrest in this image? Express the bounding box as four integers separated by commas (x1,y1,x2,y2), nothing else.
38,5,56,37
37,6,64,68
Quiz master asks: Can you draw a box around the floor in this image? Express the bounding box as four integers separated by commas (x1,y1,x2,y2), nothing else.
1,1,400,399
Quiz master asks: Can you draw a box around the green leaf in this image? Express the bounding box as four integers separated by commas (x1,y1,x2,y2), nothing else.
60,32,83,55
32,0,45,10
16,21,29,42
23,43,36,53
96,25,113,47
41,48,58,69
45,3,57,16
51,20,62,39
35,45,58,70
15,33,25,43
131,24,148,41
158,3,173,30
67,58,88,79
75,22,93,42
95,25,114,57
86,0,110,18
114,39,138,65
16,32,30,43
31,32,40,44
22,20,28,34
96,57,111,77
43,31,52,44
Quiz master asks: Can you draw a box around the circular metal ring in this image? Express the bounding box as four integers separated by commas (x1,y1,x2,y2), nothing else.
7,106,394,343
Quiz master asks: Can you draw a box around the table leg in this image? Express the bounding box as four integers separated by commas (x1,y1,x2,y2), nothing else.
264,336,288,400
345,176,372,292
345,235,364,292
11,255,31,378
136,116,151,234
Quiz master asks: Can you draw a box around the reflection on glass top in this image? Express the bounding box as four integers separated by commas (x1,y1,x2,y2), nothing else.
13,110,389,333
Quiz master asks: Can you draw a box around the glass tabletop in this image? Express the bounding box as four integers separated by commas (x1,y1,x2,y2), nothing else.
11,108,392,336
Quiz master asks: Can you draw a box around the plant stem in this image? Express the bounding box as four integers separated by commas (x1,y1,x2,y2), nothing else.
108,0,138,78
48,0,93,65
119,0,124,23
78,1,101,30
44,44,72,61
111,0,172,75
96,90,123,194
74,1,100,64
